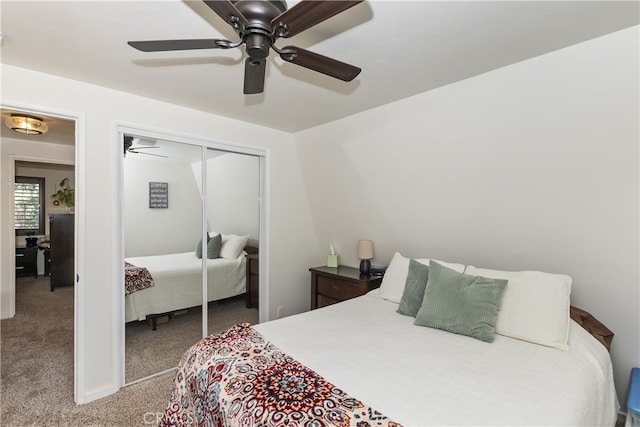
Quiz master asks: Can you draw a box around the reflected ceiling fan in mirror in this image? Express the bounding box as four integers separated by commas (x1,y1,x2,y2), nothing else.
123,135,168,158
127,0,364,94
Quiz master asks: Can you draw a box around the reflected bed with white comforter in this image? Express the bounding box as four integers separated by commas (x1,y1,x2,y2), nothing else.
124,251,246,323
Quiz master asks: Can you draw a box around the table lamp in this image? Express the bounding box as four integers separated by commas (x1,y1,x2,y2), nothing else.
357,240,374,274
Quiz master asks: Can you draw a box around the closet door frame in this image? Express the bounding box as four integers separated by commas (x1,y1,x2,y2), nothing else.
114,123,270,388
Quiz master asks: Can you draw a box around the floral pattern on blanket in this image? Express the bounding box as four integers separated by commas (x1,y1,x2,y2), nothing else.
124,261,155,295
160,323,402,427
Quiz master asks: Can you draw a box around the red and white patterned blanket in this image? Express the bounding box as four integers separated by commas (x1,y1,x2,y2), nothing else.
160,323,402,427
124,261,155,295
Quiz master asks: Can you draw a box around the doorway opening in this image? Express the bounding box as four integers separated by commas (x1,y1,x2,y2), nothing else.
0,106,82,409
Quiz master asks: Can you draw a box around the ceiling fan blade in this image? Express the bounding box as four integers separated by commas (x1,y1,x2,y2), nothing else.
244,58,266,94
279,46,361,82
271,0,364,38
128,39,232,52
203,0,248,32
130,150,168,158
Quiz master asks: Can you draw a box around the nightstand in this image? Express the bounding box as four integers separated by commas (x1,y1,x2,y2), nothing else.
245,253,259,308
16,246,38,278
309,265,383,309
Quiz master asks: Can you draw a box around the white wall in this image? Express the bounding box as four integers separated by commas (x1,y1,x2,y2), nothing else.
192,152,260,242
295,26,639,404
124,154,202,257
1,64,318,402
207,153,260,241
124,149,260,257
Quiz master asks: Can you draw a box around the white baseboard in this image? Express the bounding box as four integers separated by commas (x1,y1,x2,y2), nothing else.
77,385,120,405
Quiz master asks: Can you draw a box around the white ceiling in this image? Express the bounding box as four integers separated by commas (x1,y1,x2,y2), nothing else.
1,1,638,135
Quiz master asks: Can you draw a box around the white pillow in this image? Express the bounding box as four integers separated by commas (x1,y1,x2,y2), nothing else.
218,234,249,259
465,265,572,350
377,252,465,303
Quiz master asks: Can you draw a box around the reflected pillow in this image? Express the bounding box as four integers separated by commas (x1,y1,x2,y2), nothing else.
219,234,250,259
397,259,430,317
414,261,508,343
207,233,222,259
195,234,210,259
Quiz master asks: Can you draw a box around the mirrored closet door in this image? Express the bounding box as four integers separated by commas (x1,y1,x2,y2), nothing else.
204,147,260,337
123,137,204,383
122,135,261,384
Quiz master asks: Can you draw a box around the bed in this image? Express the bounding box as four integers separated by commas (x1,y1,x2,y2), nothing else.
124,234,256,323
158,253,619,426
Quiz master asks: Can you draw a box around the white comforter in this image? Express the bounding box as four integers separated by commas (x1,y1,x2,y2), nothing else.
124,252,246,322
254,289,619,426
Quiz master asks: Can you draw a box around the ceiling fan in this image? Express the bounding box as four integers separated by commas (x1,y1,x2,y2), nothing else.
123,135,168,158
127,0,364,94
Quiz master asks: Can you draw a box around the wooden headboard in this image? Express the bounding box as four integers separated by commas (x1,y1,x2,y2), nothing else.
570,306,614,352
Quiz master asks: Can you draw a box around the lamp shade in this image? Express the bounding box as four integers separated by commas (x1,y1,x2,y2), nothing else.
357,240,374,260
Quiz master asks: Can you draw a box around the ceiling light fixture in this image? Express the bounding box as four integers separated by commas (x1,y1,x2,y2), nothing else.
5,114,48,135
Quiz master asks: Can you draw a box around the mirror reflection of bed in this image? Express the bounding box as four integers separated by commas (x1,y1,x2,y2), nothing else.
123,138,260,384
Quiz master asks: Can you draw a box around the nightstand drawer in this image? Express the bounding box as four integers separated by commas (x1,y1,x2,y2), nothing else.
310,265,383,309
317,294,341,308
317,277,363,301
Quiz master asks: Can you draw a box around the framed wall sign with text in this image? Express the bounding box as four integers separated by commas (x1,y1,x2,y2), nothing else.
149,182,168,208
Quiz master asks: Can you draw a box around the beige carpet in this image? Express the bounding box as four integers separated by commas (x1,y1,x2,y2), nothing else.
1,275,257,426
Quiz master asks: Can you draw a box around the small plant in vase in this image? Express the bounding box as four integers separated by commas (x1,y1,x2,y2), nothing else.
51,178,75,213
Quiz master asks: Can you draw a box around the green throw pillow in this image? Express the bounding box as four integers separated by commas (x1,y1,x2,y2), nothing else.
397,259,430,317
207,233,222,259
414,261,508,343
195,234,211,259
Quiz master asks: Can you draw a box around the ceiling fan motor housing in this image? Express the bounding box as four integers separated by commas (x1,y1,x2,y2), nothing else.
232,0,287,30
244,33,270,59
233,0,287,59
